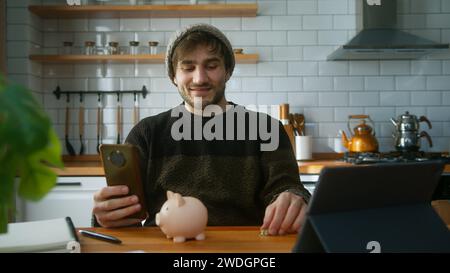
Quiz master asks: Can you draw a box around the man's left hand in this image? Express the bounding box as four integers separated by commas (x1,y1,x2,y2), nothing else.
261,192,307,235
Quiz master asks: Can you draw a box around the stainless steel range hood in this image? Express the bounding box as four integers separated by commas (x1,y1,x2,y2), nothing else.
328,0,450,61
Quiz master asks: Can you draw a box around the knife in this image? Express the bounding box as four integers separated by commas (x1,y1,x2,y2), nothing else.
65,94,76,156
116,93,121,144
96,93,102,154
79,93,85,155
133,93,139,126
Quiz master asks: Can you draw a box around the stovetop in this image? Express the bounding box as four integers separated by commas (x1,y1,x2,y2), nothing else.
341,151,450,165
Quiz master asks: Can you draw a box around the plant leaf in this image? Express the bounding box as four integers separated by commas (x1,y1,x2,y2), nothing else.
0,153,17,205
16,127,63,201
0,81,51,156
0,79,63,233
18,155,57,201
0,153,16,234
34,128,64,169
0,204,8,234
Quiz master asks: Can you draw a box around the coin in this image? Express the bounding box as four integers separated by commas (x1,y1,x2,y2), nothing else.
259,229,269,236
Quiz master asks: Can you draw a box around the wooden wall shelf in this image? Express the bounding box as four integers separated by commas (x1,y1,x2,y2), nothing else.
28,4,258,19
29,53,259,64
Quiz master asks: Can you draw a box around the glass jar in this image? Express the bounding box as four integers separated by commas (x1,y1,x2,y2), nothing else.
62,41,73,55
129,41,140,55
108,42,119,55
84,41,96,55
148,41,159,55
96,46,107,55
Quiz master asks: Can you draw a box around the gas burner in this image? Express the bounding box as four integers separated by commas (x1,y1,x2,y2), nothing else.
342,151,450,165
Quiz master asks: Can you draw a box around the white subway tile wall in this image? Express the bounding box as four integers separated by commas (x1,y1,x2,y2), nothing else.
6,0,450,154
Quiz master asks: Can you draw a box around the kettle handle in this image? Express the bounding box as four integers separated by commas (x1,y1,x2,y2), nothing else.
419,116,432,129
347,115,376,136
349,115,369,119
419,131,433,148
347,115,369,135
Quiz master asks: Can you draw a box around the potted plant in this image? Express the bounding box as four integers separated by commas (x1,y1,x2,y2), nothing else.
0,76,63,233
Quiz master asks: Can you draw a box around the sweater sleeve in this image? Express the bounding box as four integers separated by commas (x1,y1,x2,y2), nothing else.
259,121,311,207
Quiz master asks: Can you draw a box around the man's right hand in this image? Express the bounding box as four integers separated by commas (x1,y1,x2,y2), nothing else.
93,185,143,228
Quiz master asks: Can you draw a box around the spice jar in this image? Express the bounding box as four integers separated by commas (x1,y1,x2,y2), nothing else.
84,41,96,55
129,41,140,55
108,41,119,55
62,41,73,55
148,41,159,55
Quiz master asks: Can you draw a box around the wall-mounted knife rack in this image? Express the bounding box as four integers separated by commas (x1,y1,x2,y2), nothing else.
52,85,148,100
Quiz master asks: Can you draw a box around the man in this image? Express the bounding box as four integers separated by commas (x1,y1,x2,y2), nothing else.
93,24,310,236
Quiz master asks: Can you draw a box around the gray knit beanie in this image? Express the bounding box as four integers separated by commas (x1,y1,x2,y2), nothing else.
165,23,235,84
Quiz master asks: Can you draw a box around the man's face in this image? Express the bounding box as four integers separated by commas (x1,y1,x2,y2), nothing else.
173,44,229,111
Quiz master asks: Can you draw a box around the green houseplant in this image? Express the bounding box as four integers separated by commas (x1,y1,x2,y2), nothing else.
0,76,63,233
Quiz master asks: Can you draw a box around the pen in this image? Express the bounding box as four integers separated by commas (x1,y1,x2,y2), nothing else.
78,229,122,244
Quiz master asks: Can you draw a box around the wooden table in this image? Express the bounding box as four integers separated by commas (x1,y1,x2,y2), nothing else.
77,226,297,253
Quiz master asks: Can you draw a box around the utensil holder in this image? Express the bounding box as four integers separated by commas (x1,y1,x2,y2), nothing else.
295,136,312,161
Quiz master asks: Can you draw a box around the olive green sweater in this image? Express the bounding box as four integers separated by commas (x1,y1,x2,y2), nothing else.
119,104,310,226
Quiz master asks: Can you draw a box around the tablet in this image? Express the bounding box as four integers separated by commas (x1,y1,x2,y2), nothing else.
292,161,450,253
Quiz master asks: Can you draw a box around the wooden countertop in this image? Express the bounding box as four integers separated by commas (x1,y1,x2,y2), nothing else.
77,226,296,253
55,154,450,176
54,154,450,176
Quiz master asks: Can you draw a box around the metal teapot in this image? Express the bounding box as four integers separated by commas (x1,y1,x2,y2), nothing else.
390,111,433,152
341,115,379,153
390,111,431,132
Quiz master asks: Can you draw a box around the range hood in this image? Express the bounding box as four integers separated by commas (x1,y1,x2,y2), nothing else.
328,0,450,61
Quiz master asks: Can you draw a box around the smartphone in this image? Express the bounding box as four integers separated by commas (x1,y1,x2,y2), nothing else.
99,144,147,220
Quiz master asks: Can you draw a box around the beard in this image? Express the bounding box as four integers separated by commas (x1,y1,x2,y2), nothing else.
179,82,226,110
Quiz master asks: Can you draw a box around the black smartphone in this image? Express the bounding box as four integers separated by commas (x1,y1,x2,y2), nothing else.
99,144,147,220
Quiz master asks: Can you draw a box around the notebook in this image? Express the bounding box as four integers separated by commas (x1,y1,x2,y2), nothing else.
292,161,450,253
0,217,80,253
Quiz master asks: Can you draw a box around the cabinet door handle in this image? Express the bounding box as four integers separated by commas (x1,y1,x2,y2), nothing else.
56,182,82,187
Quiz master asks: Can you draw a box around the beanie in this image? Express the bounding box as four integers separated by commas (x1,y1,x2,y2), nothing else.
165,23,235,84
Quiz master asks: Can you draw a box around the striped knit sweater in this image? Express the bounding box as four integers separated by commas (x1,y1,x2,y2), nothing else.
125,103,311,226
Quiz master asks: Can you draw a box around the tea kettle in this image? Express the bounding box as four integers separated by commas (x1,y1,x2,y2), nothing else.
390,111,432,132
341,115,379,153
390,111,433,152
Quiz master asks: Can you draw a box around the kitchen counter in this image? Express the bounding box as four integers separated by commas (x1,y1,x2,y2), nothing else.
54,154,450,176
56,155,105,176
297,153,450,174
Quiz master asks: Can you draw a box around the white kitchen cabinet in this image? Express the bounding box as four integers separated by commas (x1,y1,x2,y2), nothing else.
15,176,106,228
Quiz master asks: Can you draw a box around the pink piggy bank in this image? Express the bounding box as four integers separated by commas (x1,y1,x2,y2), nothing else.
155,191,208,243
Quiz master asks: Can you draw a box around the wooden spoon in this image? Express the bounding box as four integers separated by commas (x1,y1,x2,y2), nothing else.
295,113,305,136
288,113,299,136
